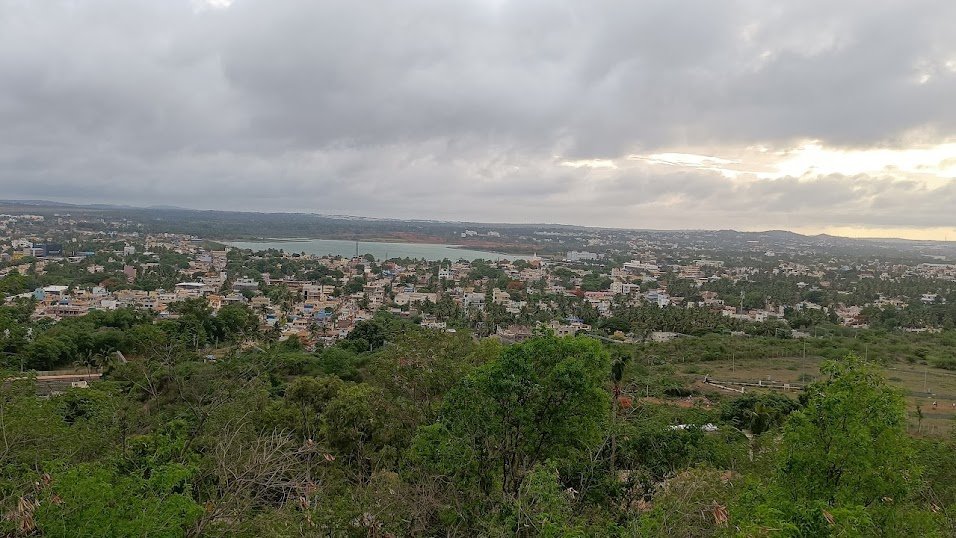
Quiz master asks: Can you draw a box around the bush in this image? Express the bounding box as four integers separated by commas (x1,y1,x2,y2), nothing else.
930,357,956,371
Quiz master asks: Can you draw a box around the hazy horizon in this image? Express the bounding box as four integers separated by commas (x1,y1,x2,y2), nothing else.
3,1,956,240
5,197,955,244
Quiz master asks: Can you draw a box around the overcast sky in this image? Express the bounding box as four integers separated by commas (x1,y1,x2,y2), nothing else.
2,0,956,239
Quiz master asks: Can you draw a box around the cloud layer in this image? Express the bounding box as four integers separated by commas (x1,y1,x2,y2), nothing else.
2,0,955,238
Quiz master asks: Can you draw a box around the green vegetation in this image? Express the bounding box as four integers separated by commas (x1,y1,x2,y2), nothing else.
0,311,953,536
0,299,258,372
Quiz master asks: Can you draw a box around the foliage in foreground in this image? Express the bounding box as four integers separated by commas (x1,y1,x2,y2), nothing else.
0,318,952,536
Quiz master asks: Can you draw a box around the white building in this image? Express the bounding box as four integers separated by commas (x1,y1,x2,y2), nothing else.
567,251,600,262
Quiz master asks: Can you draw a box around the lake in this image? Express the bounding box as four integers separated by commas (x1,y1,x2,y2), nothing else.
223,238,528,262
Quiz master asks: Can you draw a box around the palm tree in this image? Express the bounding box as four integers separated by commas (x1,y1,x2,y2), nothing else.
609,353,630,474
79,350,102,374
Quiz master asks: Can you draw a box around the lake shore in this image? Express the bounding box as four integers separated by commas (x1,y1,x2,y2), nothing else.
220,238,533,261
214,234,542,256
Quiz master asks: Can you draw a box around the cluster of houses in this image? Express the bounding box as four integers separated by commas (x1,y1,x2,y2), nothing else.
3,225,956,345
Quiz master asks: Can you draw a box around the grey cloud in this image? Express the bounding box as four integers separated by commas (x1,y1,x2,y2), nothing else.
1,0,955,235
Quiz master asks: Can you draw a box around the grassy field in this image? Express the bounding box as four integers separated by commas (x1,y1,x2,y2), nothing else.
677,355,956,437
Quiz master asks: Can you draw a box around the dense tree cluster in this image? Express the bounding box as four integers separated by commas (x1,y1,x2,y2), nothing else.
0,313,952,536
0,300,258,371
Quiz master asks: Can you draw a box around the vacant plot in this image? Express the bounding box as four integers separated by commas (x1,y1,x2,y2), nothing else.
678,356,956,437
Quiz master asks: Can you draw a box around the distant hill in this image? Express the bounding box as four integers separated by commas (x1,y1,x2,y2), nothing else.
0,199,952,260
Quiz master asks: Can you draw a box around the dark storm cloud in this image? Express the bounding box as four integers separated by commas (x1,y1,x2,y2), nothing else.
1,0,955,234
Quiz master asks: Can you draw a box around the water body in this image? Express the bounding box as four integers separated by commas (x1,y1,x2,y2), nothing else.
223,238,528,262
